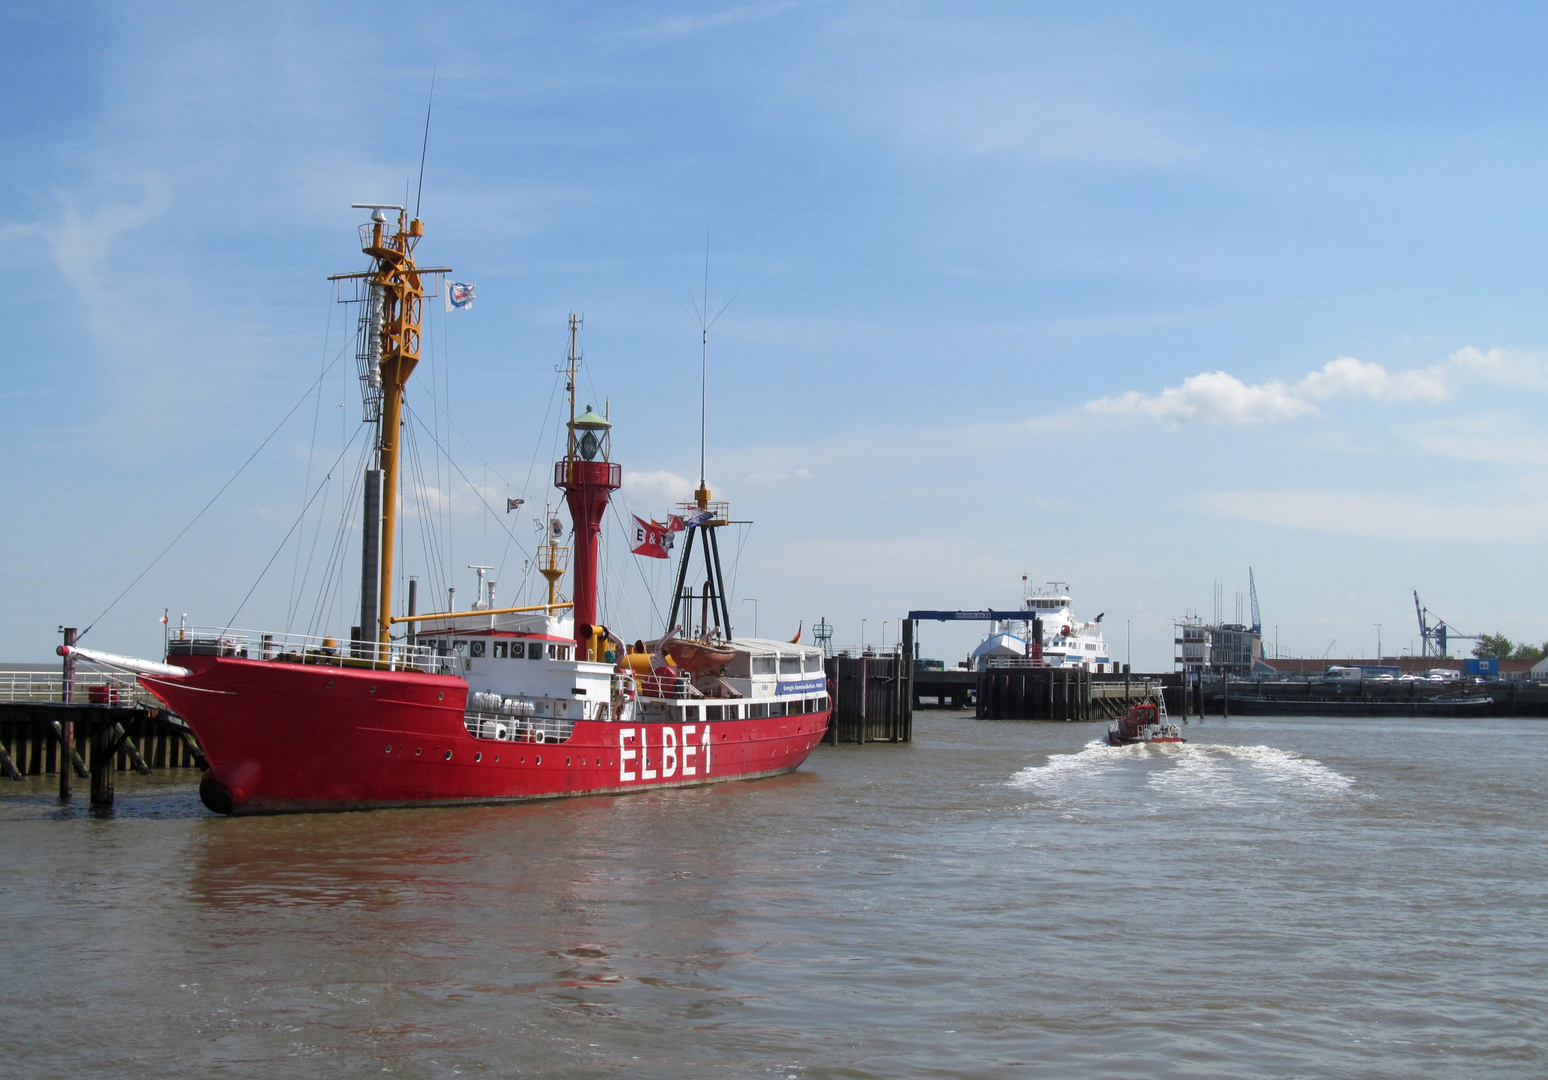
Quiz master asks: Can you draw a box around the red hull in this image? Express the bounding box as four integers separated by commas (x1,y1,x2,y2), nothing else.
142,656,829,814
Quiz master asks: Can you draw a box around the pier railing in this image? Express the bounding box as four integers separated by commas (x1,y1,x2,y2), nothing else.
0,669,160,709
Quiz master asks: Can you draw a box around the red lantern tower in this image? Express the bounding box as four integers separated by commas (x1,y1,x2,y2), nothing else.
554,315,620,660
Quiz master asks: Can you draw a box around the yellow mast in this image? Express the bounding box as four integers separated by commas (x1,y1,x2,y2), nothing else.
328,207,450,663
367,211,425,658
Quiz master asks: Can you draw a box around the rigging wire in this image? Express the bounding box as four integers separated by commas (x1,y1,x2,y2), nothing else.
404,415,450,610
228,425,366,627
405,404,534,565
287,292,335,623
494,366,566,589
306,438,372,638
79,345,351,641
728,521,751,616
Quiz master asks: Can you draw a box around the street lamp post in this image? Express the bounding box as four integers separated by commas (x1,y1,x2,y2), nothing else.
861,619,867,650
882,620,889,651
743,598,758,638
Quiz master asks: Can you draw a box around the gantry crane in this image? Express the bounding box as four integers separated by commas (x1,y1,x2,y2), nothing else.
1413,590,1480,658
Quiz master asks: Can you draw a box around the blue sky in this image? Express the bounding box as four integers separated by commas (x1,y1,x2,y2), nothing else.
4,1,1548,667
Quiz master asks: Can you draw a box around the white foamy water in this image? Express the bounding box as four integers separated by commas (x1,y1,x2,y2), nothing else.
1006,738,1124,791
1009,737,1356,808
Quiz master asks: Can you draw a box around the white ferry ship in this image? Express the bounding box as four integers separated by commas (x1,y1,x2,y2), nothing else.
968,582,1113,673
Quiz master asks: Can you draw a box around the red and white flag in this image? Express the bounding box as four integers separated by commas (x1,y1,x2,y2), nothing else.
631,515,672,559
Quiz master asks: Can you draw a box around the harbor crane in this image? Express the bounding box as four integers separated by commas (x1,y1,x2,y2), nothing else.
1248,567,1262,634
1413,590,1481,658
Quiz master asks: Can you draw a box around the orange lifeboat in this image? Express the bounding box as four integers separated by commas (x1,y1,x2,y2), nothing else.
661,636,736,674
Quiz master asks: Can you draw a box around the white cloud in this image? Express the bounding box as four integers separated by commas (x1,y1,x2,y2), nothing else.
622,469,701,507
1204,489,1548,543
1087,371,1314,425
1088,355,1451,426
745,467,811,485
1449,346,1548,389
1408,412,1548,466
1295,355,1448,404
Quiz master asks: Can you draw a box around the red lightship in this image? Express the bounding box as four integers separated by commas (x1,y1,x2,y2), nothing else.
62,208,829,814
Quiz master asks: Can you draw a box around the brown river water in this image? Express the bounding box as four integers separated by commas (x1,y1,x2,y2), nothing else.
2,712,1544,1078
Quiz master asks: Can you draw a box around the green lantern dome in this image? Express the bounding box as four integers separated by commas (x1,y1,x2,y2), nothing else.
573,405,610,461
573,405,611,430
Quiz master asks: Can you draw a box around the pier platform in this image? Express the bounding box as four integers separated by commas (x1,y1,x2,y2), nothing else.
1,668,205,805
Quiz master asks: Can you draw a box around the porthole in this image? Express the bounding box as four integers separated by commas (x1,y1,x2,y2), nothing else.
327,680,335,689
437,692,444,700
566,756,572,766
368,684,377,693
444,750,452,761
415,748,422,756
536,756,542,765
475,752,482,763
385,745,392,754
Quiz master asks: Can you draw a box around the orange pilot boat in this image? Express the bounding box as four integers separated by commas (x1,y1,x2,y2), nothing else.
61,206,829,814
1107,699,1185,747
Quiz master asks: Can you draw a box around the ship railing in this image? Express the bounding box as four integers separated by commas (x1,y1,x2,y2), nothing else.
986,657,1048,669
461,710,576,745
0,669,161,709
165,627,451,674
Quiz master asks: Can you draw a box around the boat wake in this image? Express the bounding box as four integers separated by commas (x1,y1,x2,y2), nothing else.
1007,739,1354,808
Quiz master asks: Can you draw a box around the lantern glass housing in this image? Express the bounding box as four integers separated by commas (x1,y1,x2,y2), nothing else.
571,404,611,462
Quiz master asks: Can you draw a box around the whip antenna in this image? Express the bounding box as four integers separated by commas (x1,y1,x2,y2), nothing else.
414,65,437,219
691,230,735,490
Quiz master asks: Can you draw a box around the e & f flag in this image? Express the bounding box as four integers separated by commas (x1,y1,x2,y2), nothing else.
444,281,475,312
631,515,674,560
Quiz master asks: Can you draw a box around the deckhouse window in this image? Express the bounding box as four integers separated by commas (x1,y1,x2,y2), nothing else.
752,656,775,676
493,642,507,658
526,642,542,659
779,656,800,674
469,640,486,658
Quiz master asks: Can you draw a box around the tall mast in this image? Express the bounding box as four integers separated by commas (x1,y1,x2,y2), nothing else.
333,205,439,661
370,209,426,658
